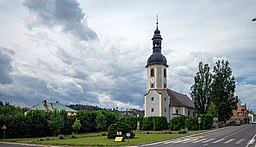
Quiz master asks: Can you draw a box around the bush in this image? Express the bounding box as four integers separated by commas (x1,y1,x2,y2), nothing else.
152,117,168,131
170,116,186,131
70,132,76,138
141,117,153,130
178,129,187,134
58,134,65,139
107,121,135,139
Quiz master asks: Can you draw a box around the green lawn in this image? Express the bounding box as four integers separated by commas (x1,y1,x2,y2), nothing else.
0,131,205,146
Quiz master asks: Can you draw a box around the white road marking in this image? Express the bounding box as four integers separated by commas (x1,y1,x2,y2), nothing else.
224,139,235,143
203,144,208,146
182,138,198,143
202,138,215,143
192,138,207,143
212,138,224,143
246,134,256,147
235,139,245,144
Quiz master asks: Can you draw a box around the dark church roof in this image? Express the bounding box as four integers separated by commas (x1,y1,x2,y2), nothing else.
167,89,195,109
147,53,167,66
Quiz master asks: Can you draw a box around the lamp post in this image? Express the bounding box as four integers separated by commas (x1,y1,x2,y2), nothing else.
136,114,140,131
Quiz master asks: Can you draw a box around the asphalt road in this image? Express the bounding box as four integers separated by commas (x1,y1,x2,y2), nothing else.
140,124,256,147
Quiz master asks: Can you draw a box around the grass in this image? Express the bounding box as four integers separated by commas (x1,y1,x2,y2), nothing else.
0,130,205,146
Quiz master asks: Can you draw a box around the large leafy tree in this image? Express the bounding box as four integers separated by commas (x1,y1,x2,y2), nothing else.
211,60,236,122
190,62,212,115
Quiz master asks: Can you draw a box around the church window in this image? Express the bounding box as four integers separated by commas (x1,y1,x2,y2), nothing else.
151,108,154,112
164,108,166,112
164,69,166,77
164,97,166,101
164,83,166,88
176,109,178,114
150,69,154,77
151,84,154,88
151,97,154,101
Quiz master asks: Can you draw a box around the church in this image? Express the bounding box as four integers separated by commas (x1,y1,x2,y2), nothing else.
144,19,195,121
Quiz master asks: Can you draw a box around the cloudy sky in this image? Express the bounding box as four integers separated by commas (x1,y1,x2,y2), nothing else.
0,0,256,112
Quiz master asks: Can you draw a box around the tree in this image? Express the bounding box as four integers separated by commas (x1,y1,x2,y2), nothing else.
211,60,236,122
207,101,218,117
107,121,135,139
48,111,64,136
95,111,106,131
191,62,212,115
72,118,81,134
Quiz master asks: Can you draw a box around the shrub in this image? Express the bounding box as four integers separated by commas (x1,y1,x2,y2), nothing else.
178,129,187,134
70,132,76,138
58,134,65,139
170,116,186,131
107,121,135,139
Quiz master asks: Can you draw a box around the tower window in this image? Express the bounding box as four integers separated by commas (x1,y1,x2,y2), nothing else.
164,108,166,112
164,69,166,77
151,108,154,112
164,83,166,88
150,69,154,77
151,84,154,88
151,97,154,101
164,97,166,101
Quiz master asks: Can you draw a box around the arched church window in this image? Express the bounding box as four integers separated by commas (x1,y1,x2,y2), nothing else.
150,69,154,77
164,69,166,77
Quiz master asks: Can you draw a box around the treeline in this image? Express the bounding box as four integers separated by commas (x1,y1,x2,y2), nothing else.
0,103,118,138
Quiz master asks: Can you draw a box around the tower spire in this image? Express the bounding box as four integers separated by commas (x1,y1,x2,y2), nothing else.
156,15,159,30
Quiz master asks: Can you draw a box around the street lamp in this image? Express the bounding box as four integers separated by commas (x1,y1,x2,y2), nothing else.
136,114,140,131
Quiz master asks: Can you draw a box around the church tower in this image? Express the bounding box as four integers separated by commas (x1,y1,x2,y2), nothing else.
144,17,170,121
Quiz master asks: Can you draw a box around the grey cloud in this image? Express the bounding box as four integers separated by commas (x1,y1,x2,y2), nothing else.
23,0,97,41
0,47,15,84
56,48,73,64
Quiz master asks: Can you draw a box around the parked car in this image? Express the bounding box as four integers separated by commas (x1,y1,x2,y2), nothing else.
234,120,241,126
252,121,256,124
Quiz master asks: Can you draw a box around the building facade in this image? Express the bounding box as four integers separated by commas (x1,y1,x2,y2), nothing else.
231,96,249,124
144,20,195,121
